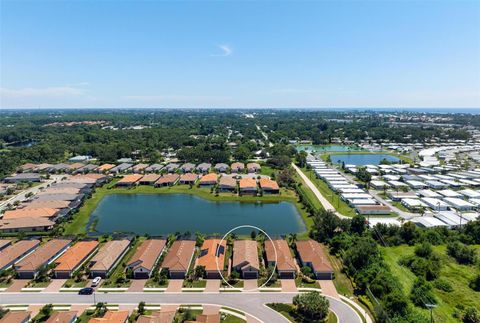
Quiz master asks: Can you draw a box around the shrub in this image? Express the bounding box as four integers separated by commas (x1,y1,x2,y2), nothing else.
463,307,480,323
293,291,329,322
433,278,453,292
414,242,433,258
410,278,436,308
447,241,477,265
469,274,480,292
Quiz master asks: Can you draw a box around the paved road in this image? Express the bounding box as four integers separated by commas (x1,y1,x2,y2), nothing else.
256,124,273,148
292,163,350,219
0,292,362,323
0,175,64,212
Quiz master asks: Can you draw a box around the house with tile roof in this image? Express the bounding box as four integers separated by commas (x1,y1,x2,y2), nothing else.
239,178,257,195
161,240,196,279
116,174,143,187
218,176,237,192
88,311,129,323
89,239,131,278
15,239,72,278
155,174,180,187
232,240,259,279
54,240,99,278
196,239,227,279
0,239,40,272
2,208,60,220
199,173,218,187
197,163,211,174
265,240,296,279
246,163,261,173
259,178,279,194
179,173,198,185
45,311,77,323
138,174,161,185
126,239,166,278
214,163,229,173
296,240,333,280
231,162,245,173
0,311,31,323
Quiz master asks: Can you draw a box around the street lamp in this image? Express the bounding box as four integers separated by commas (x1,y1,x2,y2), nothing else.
425,303,437,323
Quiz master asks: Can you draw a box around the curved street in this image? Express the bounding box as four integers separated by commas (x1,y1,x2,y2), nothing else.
0,292,362,323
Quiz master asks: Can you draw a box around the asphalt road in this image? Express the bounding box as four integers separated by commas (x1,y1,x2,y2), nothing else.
0,292,362,323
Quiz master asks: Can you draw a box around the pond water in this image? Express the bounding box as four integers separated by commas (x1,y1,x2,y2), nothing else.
296,144,362,153
90,194,306,235
331,154,400,166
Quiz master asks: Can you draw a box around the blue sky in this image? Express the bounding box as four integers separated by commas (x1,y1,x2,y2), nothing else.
1,1,479,108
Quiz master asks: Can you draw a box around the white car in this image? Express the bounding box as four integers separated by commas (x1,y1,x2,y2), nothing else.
91,277,101,287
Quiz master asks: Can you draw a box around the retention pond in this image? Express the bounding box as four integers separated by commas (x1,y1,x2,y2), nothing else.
89,194,306,235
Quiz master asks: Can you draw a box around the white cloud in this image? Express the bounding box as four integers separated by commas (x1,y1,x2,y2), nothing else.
0,85,87,99
211,44,233,57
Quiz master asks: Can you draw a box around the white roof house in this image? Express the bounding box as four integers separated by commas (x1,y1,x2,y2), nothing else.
459,189,480,199
435,211,470,226
425,180,447,189
370,180,390,189
439,180,462,188
387,180,408,188
383,175,401,181
339,188,365,194
413,216,449,228
443,198,475,211
438,189,462,198
418,190,441,198
401,198,427,210
407,180,428,189
341,193,372,200
420,198,449,211
348,198,378,205
469,198,480,206
459,179,480,187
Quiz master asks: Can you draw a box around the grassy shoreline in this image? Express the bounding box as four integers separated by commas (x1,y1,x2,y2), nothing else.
63,180,313,237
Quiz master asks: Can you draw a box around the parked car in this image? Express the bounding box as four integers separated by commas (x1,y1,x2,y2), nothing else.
78,287,94,295
92,277,101,287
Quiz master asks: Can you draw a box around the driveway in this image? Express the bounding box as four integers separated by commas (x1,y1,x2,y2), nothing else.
0,292,363,323
204,280,220,293
243,280,258,291
318,280,339,299
43,279,67,293
127,279,147,292
280,280,297,292
165,280,183,293
5,279,29,292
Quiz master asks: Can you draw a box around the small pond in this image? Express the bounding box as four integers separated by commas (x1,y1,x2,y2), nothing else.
331,154,400,166
90,194,306,235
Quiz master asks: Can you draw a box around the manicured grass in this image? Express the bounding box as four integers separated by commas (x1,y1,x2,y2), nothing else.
301,167,356,217
62,179,311,236
266,303,337,323
222,314,246,322
382,244,480,323
183,280,207,288
295,277,319,288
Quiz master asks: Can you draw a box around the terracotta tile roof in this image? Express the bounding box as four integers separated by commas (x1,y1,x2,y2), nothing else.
54,240,99,272
197,239,226,272
34,163,53,171
265,240,296,272
39,187,81,195
136,311,176,323
239,178,257,189
133,163,149,171
139,174,161,183
0,239,40,270
0,239,12,250
15,239,71,272
0,217,55,231
247,163,261,170
259,178,279,190
127,239,166,271
68,163,85,170
232,240,259,271
296,240,333,273
45,311,77,323
97,164,115,171
231,162,245,170
199,173,218,184
0,311,31,323
89,311,129,323
219,176,236,187
89,240,130,271
162,240,195,271
18,163,37,171
180,173,198,182
117,174,143,184
2,208,59,220
81,173,107,180
155,174,180,185
22,201,72,210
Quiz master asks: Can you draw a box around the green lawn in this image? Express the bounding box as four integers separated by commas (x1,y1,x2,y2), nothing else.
300,167,356,217
183,280,207,288
295,277,319,288
382,245,480,322
62,178,311,235
222,314,246,322
266,303,337,323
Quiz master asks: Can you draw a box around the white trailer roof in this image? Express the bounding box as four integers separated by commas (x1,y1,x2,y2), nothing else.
418,189,441,198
